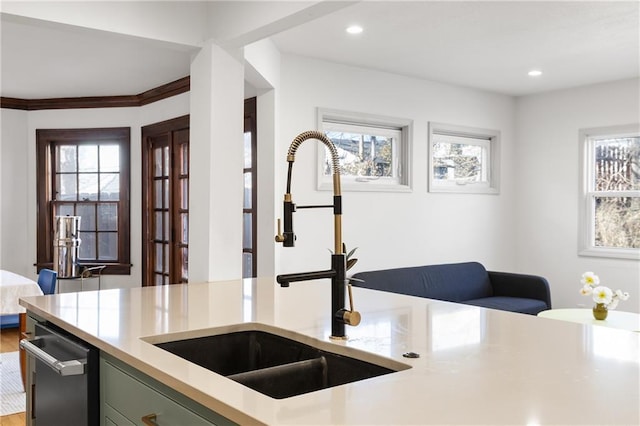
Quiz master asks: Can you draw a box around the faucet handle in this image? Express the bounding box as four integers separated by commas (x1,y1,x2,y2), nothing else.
344,283,361,326
275,218,286,243
343,309,361,326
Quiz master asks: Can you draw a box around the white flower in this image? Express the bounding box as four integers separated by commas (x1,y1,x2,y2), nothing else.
615,289,630,301
581,272,600,287
579,272,630,309
592,286,613,305
579,285,593,296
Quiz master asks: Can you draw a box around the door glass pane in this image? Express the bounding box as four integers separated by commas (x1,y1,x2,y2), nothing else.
181,214,188,244
77,204,96,230
181,144,189,174
164,212,169,242
154,148,163,177
78,173,99,200
164,243,169,275
242,253,252,279
181,248,188,280
57,145,77,172
155,243,163,272
155,274,163,286
98,233,117,260
164,178,169,205
244,172,252,209
100,145,120,172
244,132,252,168
181,179,188,209
154,180,163,209
163,146,170,175
154,212,163,240
78,145,98,172
243,213,252,249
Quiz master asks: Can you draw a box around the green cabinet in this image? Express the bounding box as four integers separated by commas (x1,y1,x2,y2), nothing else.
100,354,236,426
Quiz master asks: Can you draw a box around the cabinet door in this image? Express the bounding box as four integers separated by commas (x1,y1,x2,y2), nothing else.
101,357,229,426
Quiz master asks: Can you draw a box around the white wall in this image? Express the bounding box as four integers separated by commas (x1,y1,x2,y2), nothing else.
275,55,518,277
0,108,29,276
515,78,640,313
189,42,245,282
0,93,189,287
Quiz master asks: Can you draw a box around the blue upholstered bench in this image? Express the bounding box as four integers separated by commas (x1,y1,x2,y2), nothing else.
351,261,551,315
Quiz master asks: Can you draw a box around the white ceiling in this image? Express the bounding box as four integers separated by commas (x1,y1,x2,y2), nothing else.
270,1,640,96
1,1,639,99
0,15,195,99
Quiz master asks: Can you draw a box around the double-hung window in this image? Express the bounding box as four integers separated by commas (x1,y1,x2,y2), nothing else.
36,128,131,274
579,124,640,259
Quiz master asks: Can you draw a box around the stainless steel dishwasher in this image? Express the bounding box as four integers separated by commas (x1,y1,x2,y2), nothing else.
20,322,99,426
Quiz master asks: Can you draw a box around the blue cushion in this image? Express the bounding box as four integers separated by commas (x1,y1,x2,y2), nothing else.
0,314,19,329
352,262,493,302
464,297,548,315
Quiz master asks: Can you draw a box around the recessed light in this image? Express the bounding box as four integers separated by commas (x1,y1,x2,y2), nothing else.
346,25,363,34
528,70,543,77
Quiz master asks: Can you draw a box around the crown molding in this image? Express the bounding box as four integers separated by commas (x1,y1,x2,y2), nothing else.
1,76,189,111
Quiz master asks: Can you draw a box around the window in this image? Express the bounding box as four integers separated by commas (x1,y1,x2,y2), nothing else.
317,108,412,192
36,128,131,274
579,124,640,259
428,122,500,194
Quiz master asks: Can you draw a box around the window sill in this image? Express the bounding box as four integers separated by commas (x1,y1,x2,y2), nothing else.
317,181,412,193
36,263,132,275
579,247,640,261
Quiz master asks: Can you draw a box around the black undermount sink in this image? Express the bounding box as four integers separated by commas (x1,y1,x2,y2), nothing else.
154,330,401,399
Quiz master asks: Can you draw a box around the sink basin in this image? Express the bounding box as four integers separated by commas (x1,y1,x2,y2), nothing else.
147,325,409,399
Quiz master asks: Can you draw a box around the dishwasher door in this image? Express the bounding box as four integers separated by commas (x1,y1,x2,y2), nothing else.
21,323,99,426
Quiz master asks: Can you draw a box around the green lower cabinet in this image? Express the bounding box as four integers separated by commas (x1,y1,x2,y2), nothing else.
100,354,237,426
103,403,135,426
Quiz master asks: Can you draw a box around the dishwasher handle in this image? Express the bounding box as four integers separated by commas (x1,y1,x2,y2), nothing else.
20,337,86,376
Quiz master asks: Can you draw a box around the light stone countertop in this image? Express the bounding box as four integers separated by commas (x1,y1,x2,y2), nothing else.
20,278,640,425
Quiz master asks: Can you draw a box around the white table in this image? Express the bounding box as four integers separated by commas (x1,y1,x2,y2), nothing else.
1,270,43,388
538,308,640,332
0,270,43,315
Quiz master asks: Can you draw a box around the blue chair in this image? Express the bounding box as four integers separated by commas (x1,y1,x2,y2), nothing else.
37,269,58,294
0,315,19,329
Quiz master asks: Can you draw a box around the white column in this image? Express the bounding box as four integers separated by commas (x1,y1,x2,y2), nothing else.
189,41,244,282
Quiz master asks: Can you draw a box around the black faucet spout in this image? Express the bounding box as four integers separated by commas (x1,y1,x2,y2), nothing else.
276,269,336,287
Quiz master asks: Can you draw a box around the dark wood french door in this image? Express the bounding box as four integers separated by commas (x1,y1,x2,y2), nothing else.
142,116,189,286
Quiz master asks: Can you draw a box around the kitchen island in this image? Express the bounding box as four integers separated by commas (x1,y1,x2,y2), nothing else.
20,277,639,425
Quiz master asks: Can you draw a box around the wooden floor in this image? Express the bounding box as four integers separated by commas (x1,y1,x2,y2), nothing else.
0,327,26,426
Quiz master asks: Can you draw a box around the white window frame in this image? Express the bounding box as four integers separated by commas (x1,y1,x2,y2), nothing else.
578,124,640,260
317,108,412,192
428,122,500,194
